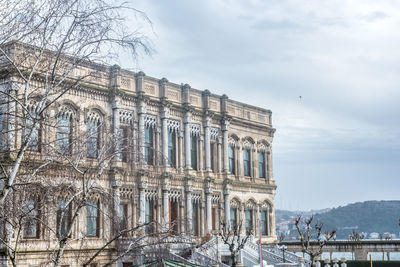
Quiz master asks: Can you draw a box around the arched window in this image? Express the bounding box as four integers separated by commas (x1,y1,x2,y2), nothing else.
228,145,235,174
86,118,99,158
145,198,154,234
261,210,268,235
119,127,129,162
190,135,198,170
86,199,100,237
243,149,251,176
25,107,41,151
144,126,154,165
245,209,253,235
192,202,199,236
23,198,40,238
258,151,265,178
57,113,73,155
56,198,71,238
168,130,176,167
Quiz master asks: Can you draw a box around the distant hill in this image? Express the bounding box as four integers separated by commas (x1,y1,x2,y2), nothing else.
276,200,400,240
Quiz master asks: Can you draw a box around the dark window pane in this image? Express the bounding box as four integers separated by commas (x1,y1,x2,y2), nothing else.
168,131,175,167
57,115,71,155
192,202,198,236
261,210,268,235
56,199,71,237
25,113,40,151
228,146,235,174
144,127,153,165
86,119,99,158
245,209,252,235
190,136,197,170
259,152,265,178
86,200,99,237
243,149,250,176
23,199,39,238
145,199,154,234
119,127,128,162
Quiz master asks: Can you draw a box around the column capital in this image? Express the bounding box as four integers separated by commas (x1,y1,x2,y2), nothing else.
183,113,192,124
162,183,171,191
139,181,148,190
203,117,211,127
138,104,147,114
112,180,122,188
223,188,231,195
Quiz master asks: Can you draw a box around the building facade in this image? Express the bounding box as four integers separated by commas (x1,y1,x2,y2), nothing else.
0,44,276,266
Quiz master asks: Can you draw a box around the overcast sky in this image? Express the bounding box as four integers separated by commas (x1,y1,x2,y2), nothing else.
120,0,400,211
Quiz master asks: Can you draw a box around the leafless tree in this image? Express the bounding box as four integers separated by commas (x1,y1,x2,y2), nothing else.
0,0,152,206
0,0,154,265
294,215,336,266
218,220,252,267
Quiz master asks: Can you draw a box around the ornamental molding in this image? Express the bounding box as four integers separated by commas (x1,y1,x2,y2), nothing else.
169,189,181,201
145,188,158,200
144,114,157,128
210,127,219,139
167,119,181,132
119,109,134,124
190,123,201,136
192,191,202,203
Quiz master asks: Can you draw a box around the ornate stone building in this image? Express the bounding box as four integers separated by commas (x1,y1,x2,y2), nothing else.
0,43,277,266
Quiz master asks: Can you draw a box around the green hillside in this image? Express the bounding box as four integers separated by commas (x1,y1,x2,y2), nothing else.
314,200,400,239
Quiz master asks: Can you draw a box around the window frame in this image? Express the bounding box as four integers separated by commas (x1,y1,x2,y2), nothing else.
86,199,100,237
258,151,266,178
57,114,73,155
56,198,72,238
144,126,154,165
228,145,235,174
120,126,129,162
190,135,198,170
168,130,176,167
25,112,41,152
86,119,100,158
145,198,154,234
245,209,253,235
23,197,41,239
243,148,251,177
260,209,268,236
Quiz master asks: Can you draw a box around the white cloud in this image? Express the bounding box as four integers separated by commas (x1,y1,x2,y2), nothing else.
124,0,400,210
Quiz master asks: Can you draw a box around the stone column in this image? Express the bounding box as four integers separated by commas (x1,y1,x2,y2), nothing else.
240,204,246,235
138,183,147,225
112,99,120,155
224,188,231,227
180,200,185,233
267,146,274,182
204,118,211,171
238,145,244,177
161,110,169,166
162,187,169,227
184,113,191,169
186,189,193,234
132,197,137,229
155,127,160,165
178,132,184,171
222,121,229,173
206,190,212,234
112,179,121,233
200,201,205,236
256,205,260,237
217,137,222,173
199,136,204,171
138,105,146,163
